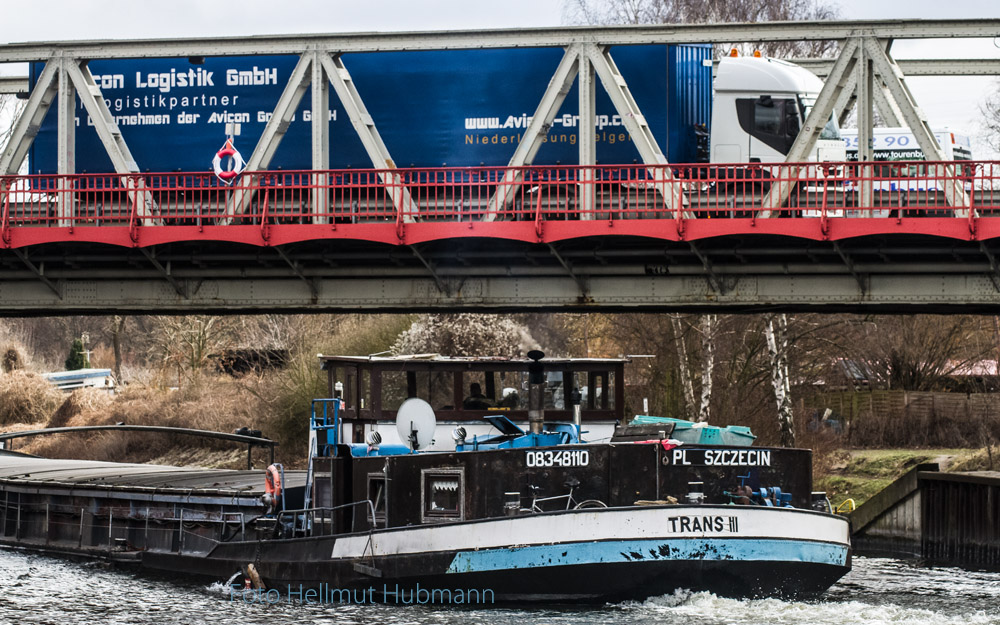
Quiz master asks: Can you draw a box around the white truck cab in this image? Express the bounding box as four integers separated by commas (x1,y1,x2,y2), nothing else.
711,56,845,164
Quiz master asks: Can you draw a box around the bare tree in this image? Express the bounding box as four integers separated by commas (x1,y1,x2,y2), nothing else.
836,315,994,392
698,314,716,422
764,313,794,446
110,316,126,383
563,0,841,57
147,315,245,380
0,94,27,174
392,313,541,358
669,314,698,420
666,313,718,422
710,316,772,424
0,95,26,151
983,81,1000,155
552,313,620,358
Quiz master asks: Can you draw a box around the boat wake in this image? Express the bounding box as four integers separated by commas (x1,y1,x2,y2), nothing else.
621,588,998,625
205,572,243,597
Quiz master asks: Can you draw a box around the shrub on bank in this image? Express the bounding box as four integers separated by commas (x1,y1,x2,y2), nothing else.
0,371,63,425
47,388,114,428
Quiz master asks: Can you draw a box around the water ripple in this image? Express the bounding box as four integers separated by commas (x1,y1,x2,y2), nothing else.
2,550,999,625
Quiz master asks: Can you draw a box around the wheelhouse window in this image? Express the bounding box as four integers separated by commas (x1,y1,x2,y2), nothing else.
321,355,628,426
380,370,456,413
572,370,614,410
421,468,464,522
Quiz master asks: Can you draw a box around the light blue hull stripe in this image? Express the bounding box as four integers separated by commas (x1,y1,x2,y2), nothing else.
446,538,848,574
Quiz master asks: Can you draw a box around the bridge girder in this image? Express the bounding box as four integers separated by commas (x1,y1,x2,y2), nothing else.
0,272,998,314
2,236,1000,314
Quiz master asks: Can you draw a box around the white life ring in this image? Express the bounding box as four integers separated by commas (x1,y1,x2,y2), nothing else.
212,138,245,184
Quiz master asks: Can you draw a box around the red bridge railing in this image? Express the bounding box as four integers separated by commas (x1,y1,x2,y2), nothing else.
0,161,998,247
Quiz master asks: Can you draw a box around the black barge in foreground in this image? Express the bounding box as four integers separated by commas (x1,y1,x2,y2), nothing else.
0,354,850,603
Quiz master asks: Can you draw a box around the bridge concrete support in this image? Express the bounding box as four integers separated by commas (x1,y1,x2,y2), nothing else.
850,463,937,558
851,465,1000,568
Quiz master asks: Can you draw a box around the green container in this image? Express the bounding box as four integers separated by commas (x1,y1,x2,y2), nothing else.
630,415,756,447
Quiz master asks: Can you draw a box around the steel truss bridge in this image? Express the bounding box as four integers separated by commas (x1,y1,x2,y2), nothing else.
1,19,1000,314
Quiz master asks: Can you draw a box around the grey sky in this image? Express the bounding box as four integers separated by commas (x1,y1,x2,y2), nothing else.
1,0,995,41
0,1,566,40
834,0,1000,156
1,0,997,155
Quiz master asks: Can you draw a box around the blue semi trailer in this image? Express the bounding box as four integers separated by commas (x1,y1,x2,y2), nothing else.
29,45,842,174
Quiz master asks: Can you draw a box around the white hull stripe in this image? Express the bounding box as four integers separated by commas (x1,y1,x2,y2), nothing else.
446,538,850,574
331,506,850,559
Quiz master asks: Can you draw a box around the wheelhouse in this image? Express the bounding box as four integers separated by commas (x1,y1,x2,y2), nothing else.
320,354,627,445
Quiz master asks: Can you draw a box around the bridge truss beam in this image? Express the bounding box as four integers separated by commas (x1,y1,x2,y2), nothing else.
791,58,1000,77
1,20,998,61
0,20,995,318
223,51,415,224
765,33,972,216
2,21,994,229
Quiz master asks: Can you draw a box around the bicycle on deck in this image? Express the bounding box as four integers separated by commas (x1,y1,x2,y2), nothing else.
521,477,608,513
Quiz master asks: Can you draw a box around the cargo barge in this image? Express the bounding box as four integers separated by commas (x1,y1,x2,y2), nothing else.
0,353,850,602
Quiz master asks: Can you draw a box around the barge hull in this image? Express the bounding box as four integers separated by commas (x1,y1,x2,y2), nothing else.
0,504,850,602
168,505,852,602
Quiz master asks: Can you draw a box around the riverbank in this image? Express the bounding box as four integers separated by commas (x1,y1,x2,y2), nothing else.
814,447,996,509
2,379,308,469
3,383,994,505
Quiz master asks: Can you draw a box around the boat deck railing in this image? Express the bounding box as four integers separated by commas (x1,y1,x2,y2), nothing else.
0,497,249,555
276,499,378,537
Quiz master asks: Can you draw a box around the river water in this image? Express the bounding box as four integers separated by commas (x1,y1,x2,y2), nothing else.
1,550,998,625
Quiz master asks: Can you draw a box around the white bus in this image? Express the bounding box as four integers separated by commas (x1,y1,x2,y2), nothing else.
838,128,974,217
841,128,973,162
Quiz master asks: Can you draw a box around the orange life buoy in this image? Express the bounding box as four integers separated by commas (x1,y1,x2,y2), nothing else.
264,463,282,502
212,137,245,184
